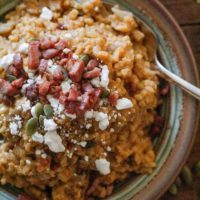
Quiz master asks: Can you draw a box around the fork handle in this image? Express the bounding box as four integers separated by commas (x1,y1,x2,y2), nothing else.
156,59,200,100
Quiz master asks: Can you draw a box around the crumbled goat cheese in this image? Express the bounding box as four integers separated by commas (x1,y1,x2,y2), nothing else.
72,54,79,59
47,95,64,114
44,131,65,153
116,98,133,110
18,43,29,54
35,149,42,155
31,105,37,117
95,158,111,175
64,33,73,40
21,79,35,93
47,64,64,75
41,153,47,159
79,141,87,147
32,132,44,143
84,110,94,119
100,65,109,88
26,160,31,165
63,48,71,54
40,7,53,20
106,146,112,152
84,156,89,162
44,119,57,131
16,97,31,112
35,75,45,84
61,80,71,93
85,124,92,129
9,122,19,135
99,118,109,131
91,77,100,87
0,53,15,69
94,112,108,121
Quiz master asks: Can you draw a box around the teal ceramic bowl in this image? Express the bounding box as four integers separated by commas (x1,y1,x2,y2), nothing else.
0,0,199,200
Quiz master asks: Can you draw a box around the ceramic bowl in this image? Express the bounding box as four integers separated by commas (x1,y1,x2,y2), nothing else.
0,0,199,200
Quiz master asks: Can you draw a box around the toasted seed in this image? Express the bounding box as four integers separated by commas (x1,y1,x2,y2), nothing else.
39,115,45,126
168,184,177,195
34,103,43,117
175,176,182,187
80,54,90,65
193,161,200,176
101,89,110,98
6,74,16,82
25,117,38,136
44,104,54,117
181,165,193,186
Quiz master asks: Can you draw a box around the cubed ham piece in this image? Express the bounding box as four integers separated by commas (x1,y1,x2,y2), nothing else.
83,68,101,79
86,59,99,71
11,77,24,89
65,101,77,114
13,54,23,70
7,65,20,77
55,39,68,50
42,49,59,59
40,38,54,50
17,194,36,200
68,60,84,82
82,82,94,94
38,59,48,73
125,82,136,96
28,41,41,69
59,95,68,104
53,73,64,82
65,59,75,71
25,85,38,101
50,86,61,98
68,86,80,101
108,91,119,106
0,78,17,95
79,93,90,110
38,81,51,96
59,58,68,66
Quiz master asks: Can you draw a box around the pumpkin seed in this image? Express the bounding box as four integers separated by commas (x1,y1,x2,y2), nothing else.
25,117,39,136
6,74,16,82
44,104,54,118
168,184,177,195
80,54,90,65
101,89,110,98
181,165,193,186
39,115,45,126
175,176,182,187
193,161,200,176
34,103,43,117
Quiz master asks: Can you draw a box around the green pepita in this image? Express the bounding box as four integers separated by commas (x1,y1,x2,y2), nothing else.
44,104,54,118
39,115,45,126
193,161,200,176
168,184,178,195
25,117,39,136
101,89,110,98
6,74,16,82
181,165,193,186
80,54,90,65
34,103,43,117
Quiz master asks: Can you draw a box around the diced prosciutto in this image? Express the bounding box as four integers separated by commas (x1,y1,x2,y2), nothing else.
53,73,64,82
82,82,94,94
38,59,48,73
7,65,20,77
86,59,99,71
38,81,51,96
40,38,54,50
68,86,80,101
42,49,59,59
28,41,41,69
68,60,84,82
13,54,23,70
55,39,68,50
109,91,119,106
0,78,17,95
25,85,38,101
11,77,24,89
59,95,68,104
50,86,61,98
83,68,101,79
65,101,78,114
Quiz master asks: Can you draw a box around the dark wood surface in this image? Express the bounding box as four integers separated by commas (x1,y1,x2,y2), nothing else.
159,0,200,199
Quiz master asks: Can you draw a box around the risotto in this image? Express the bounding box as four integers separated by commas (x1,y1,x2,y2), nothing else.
0,0,160,199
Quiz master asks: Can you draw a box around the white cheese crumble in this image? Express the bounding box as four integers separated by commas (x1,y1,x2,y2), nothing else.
0,53,15,69
40,7,53,20
47,95,64,115
64,33,73,40
91,77,100,87
84,156,89,162
35,75,46,84
32,132,44,143
47,64,64,75
100,65,109,88
44,119,57,131
95,158,111,175
116,98,133,110
72,54,79,59
94,112,109,130
44,131,65,153
63,48,71,54
65,113,76,119
61,80,71,93
16,97,31,112
84,110,94,119
79,141,87,147
9,116,22,135
85,124,92,129
18,43,29,54
26,160,31,165
99,118,109,131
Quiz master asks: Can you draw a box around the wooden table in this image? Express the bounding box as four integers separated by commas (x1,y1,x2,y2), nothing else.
159,0,200,199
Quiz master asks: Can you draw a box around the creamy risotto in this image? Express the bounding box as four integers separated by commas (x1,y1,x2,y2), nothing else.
0,0,160,199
